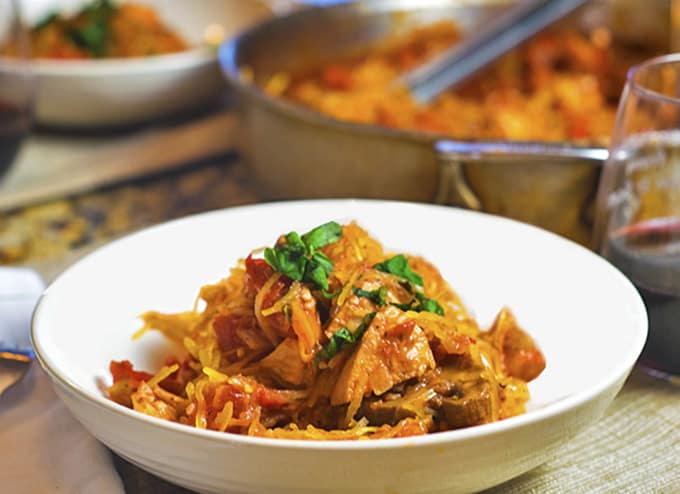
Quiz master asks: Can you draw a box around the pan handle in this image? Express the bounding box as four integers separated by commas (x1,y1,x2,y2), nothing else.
433,139,609,209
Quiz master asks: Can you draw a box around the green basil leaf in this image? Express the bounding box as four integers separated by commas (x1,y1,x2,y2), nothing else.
374,254,423,287
317,327,353,361
388,292,444,315
301,221,342,251
67,19,108,55
390,301,414,311
66,0,117,56
264,245,306,281
317,312,376,362
264,222,342,291
263,247,277,267
309,251,334,274
304,251,334,291
285,231,304,249
352,286,387,306
320,288,341,299
305,263,329,291
416,296,445,315
354,312,376,340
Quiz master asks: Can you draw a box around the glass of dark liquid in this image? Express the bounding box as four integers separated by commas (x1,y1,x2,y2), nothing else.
0,0,34,173
594,54,680,383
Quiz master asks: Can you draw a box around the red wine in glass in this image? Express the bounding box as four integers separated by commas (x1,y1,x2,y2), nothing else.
0,0,34,173
603,217,680,377
0,99,29,171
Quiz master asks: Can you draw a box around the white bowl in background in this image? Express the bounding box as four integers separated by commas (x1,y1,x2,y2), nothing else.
0,0,273,128
31,200,647,494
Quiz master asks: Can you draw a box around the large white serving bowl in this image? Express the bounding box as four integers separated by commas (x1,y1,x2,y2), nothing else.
0,0,272,127
31,200,647,494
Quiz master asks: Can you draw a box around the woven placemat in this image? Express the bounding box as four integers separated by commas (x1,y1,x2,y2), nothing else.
485,369,679,493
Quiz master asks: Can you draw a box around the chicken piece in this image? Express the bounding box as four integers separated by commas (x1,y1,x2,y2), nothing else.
326,268,413,338
256,337,314,388
481,308,546,382
255,279,322,362
213,311,270,353
331,306,435,406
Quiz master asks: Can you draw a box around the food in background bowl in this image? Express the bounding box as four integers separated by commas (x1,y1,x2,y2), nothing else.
107,220,545,439
0,0,272,127
268,22,657,144
1,0,187,59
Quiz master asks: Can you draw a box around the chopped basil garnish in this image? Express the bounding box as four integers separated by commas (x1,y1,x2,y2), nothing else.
264,221,342,292
317,327,353,362
355,255,445,315
374,254,423,287
388,293,444,315
412,292,445,315
317,312,376,362
66,0,116,57
301,221,343,252
352,286,387,306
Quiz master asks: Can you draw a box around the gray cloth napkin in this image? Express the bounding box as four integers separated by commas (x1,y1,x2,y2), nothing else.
0,267,124,494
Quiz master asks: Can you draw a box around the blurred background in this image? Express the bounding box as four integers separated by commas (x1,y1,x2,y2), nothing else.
0,0,672,273
1,0,678,491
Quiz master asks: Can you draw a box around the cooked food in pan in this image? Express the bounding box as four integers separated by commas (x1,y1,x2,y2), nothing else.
269,22,654,143
2,0,187,59
108,221,545,439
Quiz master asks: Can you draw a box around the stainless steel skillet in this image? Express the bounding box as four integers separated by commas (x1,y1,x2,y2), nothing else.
219,0,661,245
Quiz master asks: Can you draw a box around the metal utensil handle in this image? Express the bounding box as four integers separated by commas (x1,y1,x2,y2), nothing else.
403,0,589,103
437,140,608,163
433,139,609,209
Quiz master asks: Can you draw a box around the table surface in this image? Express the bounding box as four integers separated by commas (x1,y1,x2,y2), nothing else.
3,110,679,494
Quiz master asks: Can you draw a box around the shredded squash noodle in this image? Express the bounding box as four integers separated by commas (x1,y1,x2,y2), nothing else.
108,221,546,440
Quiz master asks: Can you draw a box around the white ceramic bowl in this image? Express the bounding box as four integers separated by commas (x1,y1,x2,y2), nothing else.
0,0,273,127
32,200,647,494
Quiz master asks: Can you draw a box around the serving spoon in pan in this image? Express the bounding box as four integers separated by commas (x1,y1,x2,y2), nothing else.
401,0,589,103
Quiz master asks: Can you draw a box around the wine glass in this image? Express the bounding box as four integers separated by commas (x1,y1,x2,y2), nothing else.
593,53,680,382
0,0,35,173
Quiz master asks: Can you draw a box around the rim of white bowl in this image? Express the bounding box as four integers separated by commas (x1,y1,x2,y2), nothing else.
0,46,216,76
31,199,648,451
